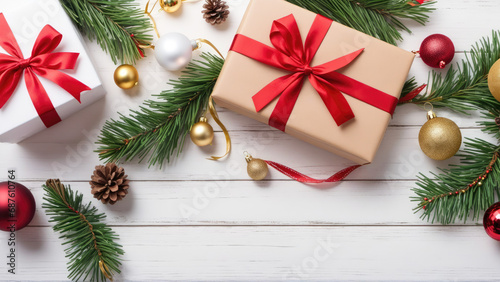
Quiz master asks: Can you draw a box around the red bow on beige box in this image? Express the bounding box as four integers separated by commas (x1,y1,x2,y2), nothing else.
230,14,398,132
0,13,90,128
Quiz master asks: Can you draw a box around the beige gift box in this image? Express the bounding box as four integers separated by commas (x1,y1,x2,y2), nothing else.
212,0,414,164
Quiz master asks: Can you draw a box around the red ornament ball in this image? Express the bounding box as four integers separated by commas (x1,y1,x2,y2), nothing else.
483,202,500,240
0,182,36,232
419,34,455,69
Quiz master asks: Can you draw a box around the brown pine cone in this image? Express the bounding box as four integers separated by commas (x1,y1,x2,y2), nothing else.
90,163,129,205
202,0,229,25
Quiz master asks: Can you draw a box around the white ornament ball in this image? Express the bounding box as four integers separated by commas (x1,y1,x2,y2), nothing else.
154,32,195,71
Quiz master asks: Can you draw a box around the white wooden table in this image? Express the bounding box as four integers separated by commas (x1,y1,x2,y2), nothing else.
1,0,500,280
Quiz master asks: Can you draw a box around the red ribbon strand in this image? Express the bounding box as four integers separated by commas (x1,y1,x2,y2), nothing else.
0,13,91,128
230,14,398,132
266,160,362,184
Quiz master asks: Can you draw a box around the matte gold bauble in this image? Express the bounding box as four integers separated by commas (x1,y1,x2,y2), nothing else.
488,59,500,102
418,110,462,161
190,117,214,147
113,64,139,89
246,155,268,181
159,0,182,13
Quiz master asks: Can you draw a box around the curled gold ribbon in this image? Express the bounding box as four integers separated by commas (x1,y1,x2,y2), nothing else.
207,97,231,160
197,39,230,160
195,39,225,59
145,0,161,39
99,259,113,281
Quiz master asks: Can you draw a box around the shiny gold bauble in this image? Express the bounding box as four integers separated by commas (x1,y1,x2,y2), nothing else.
488,59,500,102
159,0,182,13
247,158,269,181
190,117,214,146
418,113,462,161
113,64,139,89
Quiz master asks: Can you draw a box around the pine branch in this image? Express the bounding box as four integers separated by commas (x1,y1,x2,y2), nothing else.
59,0,153,64
412,139,500,224
479,109,500,139
399,77,428,104
285,0,435,45
409,32,500,225
96,53,224,167
400,77,419,98
42,179,124,282
404,30,500,113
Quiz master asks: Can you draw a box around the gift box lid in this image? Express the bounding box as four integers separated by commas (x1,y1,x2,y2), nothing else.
0,0,104,143
212,0,415,164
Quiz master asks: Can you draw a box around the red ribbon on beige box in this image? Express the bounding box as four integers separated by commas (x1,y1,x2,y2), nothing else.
230,14,398,132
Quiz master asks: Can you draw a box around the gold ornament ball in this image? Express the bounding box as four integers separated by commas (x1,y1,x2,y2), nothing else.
247,158,269,181
160,0,182,13
418,117,462,161
114,64,139,89
488,59,500,102
190,117,214,147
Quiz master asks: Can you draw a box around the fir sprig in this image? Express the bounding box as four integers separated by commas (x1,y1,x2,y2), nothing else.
286,0,435,45
412,139,500,224
59,0,153,64
405,31,500,113
479,109,500,139
96,53,224,167
401,77,419,98
42,179,123,282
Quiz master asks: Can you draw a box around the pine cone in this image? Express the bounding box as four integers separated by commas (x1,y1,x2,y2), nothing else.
202,0,229,25
90,163,129,205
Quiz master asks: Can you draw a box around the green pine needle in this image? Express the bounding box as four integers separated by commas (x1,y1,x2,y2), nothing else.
479,109,500,139
405,30,500,113
96,53,224,167
286,0,435,45
412,139,500,225
59,0,153,64
399,77,419,98
42,179,124,282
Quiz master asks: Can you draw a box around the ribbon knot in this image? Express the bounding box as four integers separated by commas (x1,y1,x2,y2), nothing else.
230,14,398,132
302,65,313,76
16,58,31,70
0,13,91,128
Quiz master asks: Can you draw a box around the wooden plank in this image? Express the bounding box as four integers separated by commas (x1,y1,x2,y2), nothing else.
22,180,478,226
0,226,498,281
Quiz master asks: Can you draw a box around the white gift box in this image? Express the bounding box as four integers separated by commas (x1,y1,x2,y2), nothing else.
0,0,105,143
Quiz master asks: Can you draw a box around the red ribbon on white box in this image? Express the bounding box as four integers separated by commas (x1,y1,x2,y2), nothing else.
0,13,90,128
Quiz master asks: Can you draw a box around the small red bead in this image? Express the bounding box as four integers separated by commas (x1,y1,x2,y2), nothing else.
428,200,432,203
423,206,426,210
424,198,428,201
455,191,459,194
449,192,452,195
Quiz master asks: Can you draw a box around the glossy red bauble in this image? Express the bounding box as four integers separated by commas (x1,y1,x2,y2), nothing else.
0,182,36,231
483,202,500,241
419,34,455,69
